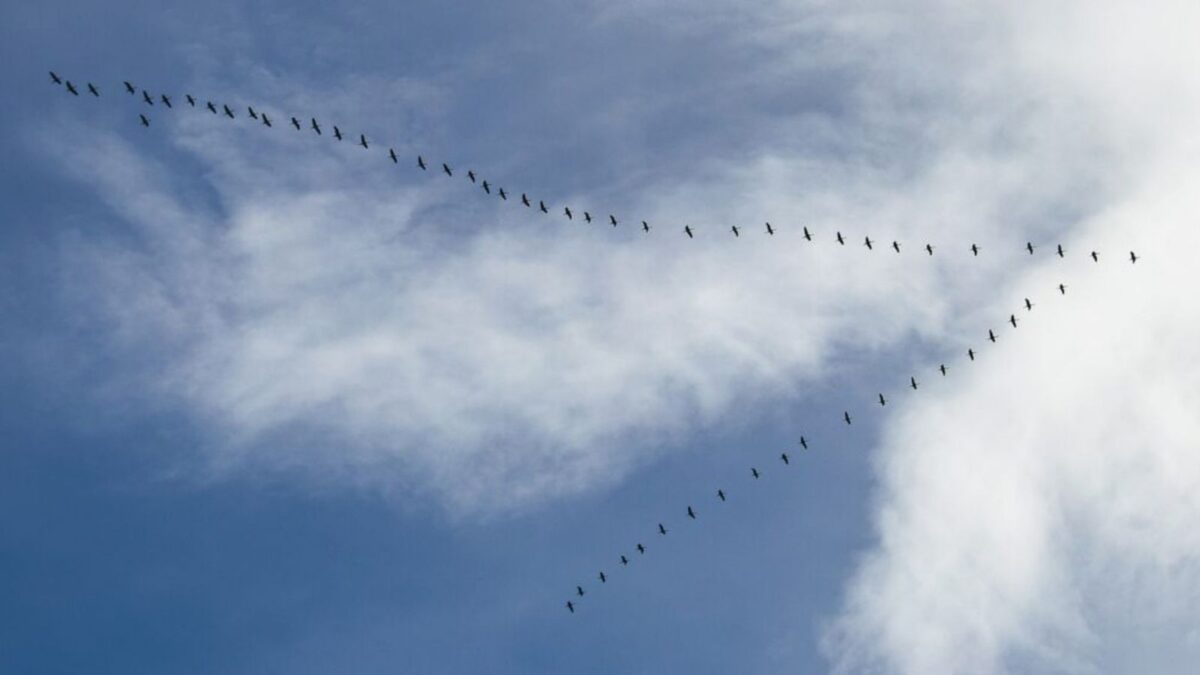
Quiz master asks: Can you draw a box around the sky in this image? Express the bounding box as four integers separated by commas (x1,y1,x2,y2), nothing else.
2,1,1198,673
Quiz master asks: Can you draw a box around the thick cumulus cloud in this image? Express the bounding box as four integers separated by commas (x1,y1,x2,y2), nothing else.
826,1,1200,672
48,0,1130,516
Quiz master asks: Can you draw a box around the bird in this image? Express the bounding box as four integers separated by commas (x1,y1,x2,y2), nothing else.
1058,283,1068,295
124,80,136,94
864,236,873,250
247,105,257,119
751,468,760,479
642,221,650,233
389,148,398,163
417,156,427,170
836,231,845,245
892,240,901,253
684,225,694,238
291,117,301,130
620,555,629,566
65,81,79,96
609,214,618,226
988,329,998,343
1130,251,1139,264
879,393,887,406
482,181,491,194
844,411,852,425
731,225,740,237
139,114,150,127
142,90,154,105
1090,251,1099,262
499,188,508,200
261,114,272,127
87,83,100,97
1026,241,1036,255
781,452,790,465
802,226,813,241
687,506,696,519
1024,298,1034,311
333,125,343,141
1057,244,1066,258
967,348,976,361
765,222,775,235
636,543,645,554
522,194,531,207
584,212,592,223
1009,314,1018,328
599,571,606,583
576,586,585,597
49,71,62,84
910,376,919,390
207,101,217,114
185,94,195,106
564,207,573,220
939,363,948,376
539,201,548,214
925,243,935,256
658,523,667,535
359,134,368,149
223,104,235,118
158,94,171,107
970,243,980,256
442,163,452,176
799,436,808,450
717,489,726,502
566,600,575,613
467,170,476,183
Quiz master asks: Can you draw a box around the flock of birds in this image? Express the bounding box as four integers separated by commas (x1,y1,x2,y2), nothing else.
47,71,1140,615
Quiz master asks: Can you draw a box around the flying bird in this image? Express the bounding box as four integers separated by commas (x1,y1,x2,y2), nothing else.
522,193,531,207
637,543,645,554
878,393,887,406
1024,298,1034,311
803,226,813,241
836,231,845,245
731,225,740,237
185,94,195,106
442,163,452,176
207,101,217,114
988,329,998,343
609,214,617,226
65,81,79,96
333,125,343,141
482,181,491,194
684,225,694,238
1058,283,1067,295
751,468,760,479
864,236,873,250
247,105,257,119
1026,241,1036,255
620,555,629,566
1009,314,1019,328
892,240,901,253
261,114,272,127
925,243,935,256
124,81,136,94
576,586,585,597
910,376,919,390
417,155,427,170
1090,251,1099,262
223,104,235,118
968,348,976,361
142,90,153,105
539,200,548,214
687,506,696,519
499,188,508,200
717,489,726,502
970,243,980,256
798,436,808,450
658,523,667,535
87,83,100,97
139,114,150,127
291,117,301,130
642,221,650,233
765,222,775,235
389,148,398,163
49,71,62,84
584,212,592,223
780,452,790,465
844,411,852,425
1130,251,1139,263
564,207,573,220
1056,244,1065,258
160,94,172,108
599,571,606,583
939,363,948,376
359,134,368,149
566,601,575,613
467,170,476,183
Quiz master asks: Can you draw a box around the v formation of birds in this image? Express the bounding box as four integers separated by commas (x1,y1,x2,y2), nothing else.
48,72,1141,614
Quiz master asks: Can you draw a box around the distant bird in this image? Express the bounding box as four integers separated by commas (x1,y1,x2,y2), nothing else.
939,363,948,376
417,156,427,170
498,188,508,200
142,90,153,105
731,225,740,237
620,555,629,566
803,226,813,241
798,436,808,450
684,225,694,238
1026,241,1036,255
1024,298,1034,311
836,231,845,245
892,240,901,253
123,81,137,94
564,207,573,220
1058,283,1067,295
970,243,980,256
223,104,235,118
636,543,645,554
139,114,150,127
864,236,873,250
247,105,257,119
1130,251,1139,264
780,452,790,465
642,221,650,233
442,163,452,176
925,243,935,256
566,600,575,613
658,523,667,535
1009,314,1019,328
482,180,491,194
576,586,585,597
988,329,998,343
751,467,760,479
333,125,343,141
765,222,775,235
539,200,548,214
910,376,919,390
87,83,99,97
467,170,476,183
261,114,272,127
65,81,79,96
389,148,398,163
878,393,887,406
687,506,696,519
1056,244,1065,258
291,117,301,130
1090,251,1099,262
49,71,62,84
844,411,852,425
967,348,976,361
717,489,726,501
584,212,592,223
522,193,531,207
599,571,606,583
185,94,195,106
207,101,217,114
358,134,368,148
152,94,167,107
609,214,617,226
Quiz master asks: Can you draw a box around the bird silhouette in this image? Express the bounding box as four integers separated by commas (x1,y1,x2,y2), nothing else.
684,225,694,239
584,212,592,223
389,148,398,163
864,236,873,250
576,586,585,597
206,101,218,114
49,71,62,84
968,348,976,361
262,114,272,127
417,156,427,170
522,194,531,207
1059,283,1067,295
1026,241,1036,255
910,376,918,390
803,226,813,241
467,170,476,183
566,600,575,613
939,364,948,376
185,94,195,106
751,468,760,479
970,243,980,256
1056,244,1065,258
988,329,998,343
359,134,368,149
687,506,696,519
564,207,573,220
731,225,740,237
637,543,645,554
925,243,935,256
333,125,343,141
123,81,136,94
498,188,508,200
539,200,548,214
442,163,452,176
223,104,235,118
290,117,301,130
717,489,726,502
878,393,887,406
836,231,845,245
87,83,100,97
620,555,629,566
1130,251,1139,264
142,91,153,105
799,436,808,450
1009,314,1018,328
482,181,491,194
844,411,852,425
642,221,650,233
780,452,790,465
1024,298,1034,311
658,523,667,535
1090,251,1099,262
892,240,901,253
65,81,79,96
609,214,618,226
139,114,149,127
247,105,257,119
765,222,775,235
599,571,606,583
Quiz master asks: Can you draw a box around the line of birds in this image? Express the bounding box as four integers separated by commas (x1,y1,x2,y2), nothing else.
48,71,1141,265
563,270,1142,614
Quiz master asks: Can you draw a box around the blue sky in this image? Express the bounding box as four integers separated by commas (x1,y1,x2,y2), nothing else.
4,1,1200,673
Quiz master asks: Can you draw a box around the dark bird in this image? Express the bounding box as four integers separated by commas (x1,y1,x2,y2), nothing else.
566,601,575,613
717,489,726,501
844,411,852,425
620,555,629,566
576,585,585,597
751,467,760,479
939,363,948,376
1056,244,1065,258
65,81,79,96
925,243,935,256
291,117,301,130
223,104,235,118
609,214,617,226
124,81,137,94
442,163,452,176
687,506,696,519
564,207,573,220
87,83,100,97
359,134,368,149
584,212,592,223
599,571,606,583
732,225,740,237
142,90,154,105
160,94,173,108
781,452,790,465
968,348,976,361
799,436,808,450
539,200,548,214
1024,298,1034,311
1026,241,1036,255
499,188,508,200
1059,283,1067,295
636,543,645,554
971,243,980,256
836,231,845,245
658,523,667,535
988,329,998,343
879,393,887,406
803,226,813,242
482,181,491,194
389,148,398,163
139,113,150,127
261,114,272,127
247,106,257,119
467,170,476,183
892,240,901,253
1090,251,1099,262
1009,314,1019,328
50,71,62,84
911,376,919,390
1130,251,1139,264
522,193,531,207
684,225,694,239
207,101,217,114
333,125,343,141
185,94,195,106
765,222,775,235
417,155,427,170
642,221,650,233
864,236,873,250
